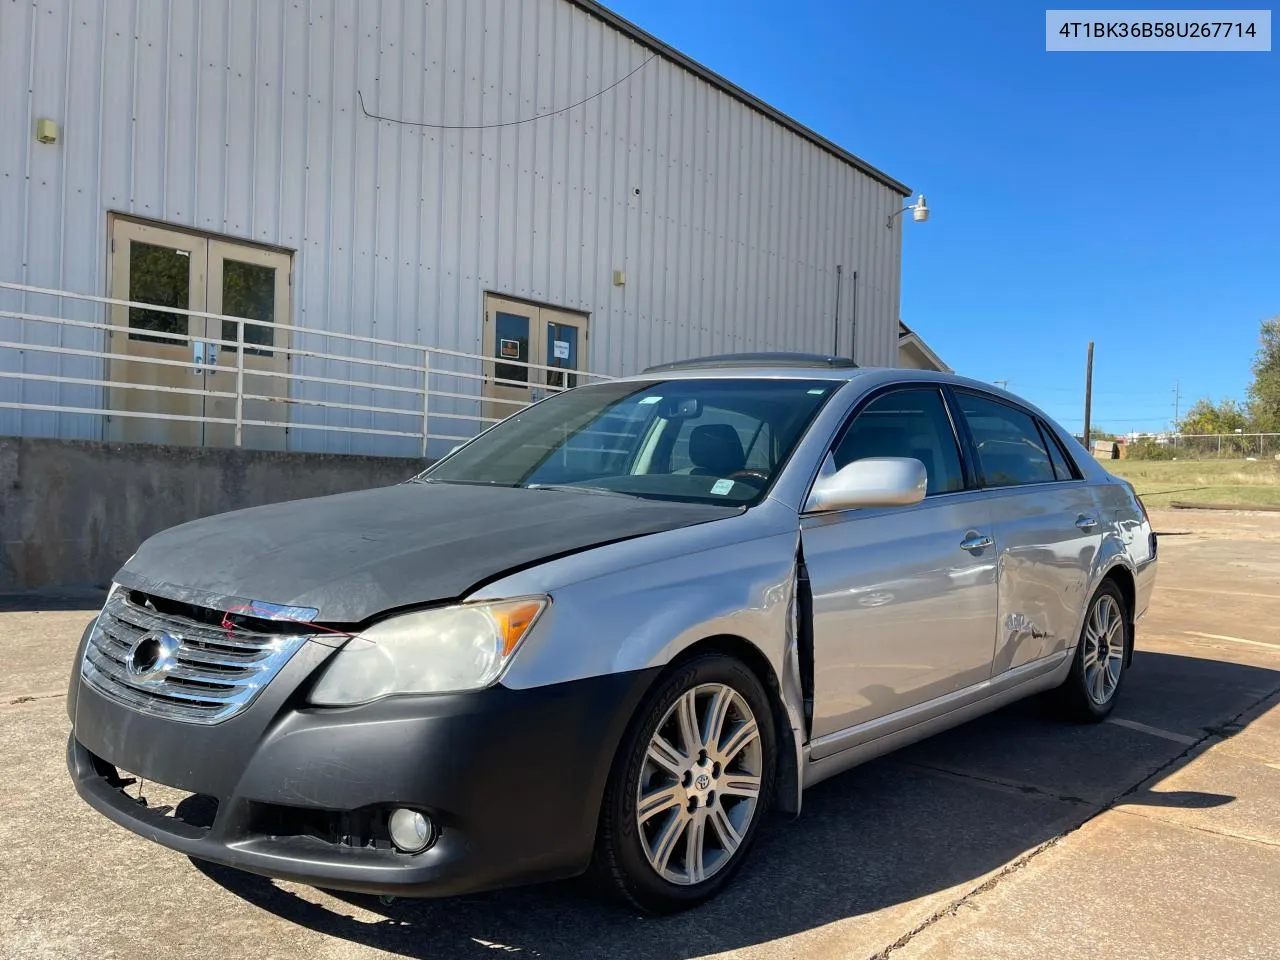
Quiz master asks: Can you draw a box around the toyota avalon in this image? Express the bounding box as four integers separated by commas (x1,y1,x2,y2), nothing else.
66,355,1157,913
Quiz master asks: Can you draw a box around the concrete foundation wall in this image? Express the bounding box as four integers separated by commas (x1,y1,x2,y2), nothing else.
0,437,426,592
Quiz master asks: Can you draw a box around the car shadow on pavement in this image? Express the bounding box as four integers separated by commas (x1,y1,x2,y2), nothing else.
195,650,1276,960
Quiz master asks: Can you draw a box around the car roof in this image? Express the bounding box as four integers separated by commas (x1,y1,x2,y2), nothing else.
613,360,1073,432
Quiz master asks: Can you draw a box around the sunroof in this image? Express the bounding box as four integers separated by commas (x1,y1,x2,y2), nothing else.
642,353,859,373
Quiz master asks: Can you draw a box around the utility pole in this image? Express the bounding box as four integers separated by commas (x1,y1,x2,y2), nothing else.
1173,380,1182,430
1083,342,1094,446
993,379,1009,390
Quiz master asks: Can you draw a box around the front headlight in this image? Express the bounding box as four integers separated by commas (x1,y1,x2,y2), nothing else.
307,597,547,706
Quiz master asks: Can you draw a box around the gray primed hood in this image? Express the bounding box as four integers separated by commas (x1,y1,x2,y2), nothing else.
115,482,739,622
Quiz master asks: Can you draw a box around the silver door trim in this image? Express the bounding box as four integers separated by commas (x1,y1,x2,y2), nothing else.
805,649,1071,766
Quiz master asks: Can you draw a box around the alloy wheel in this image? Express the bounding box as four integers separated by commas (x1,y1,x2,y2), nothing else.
635,682,763,885
1082,593,1125,705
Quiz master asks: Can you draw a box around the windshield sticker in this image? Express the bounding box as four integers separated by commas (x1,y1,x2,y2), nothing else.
638,396,661,404
710,478,735,496
807,388,827,395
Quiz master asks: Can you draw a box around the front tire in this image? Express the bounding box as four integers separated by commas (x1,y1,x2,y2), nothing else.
591,653,776,913
1057,579,1130,722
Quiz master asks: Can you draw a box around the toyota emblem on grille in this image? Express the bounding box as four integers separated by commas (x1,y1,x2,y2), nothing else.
125,630,180,682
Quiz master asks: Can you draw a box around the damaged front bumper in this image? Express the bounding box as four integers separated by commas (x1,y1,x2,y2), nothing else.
66,622,656,897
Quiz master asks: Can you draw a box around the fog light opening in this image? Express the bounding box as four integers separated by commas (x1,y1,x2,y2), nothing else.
388,808,436,854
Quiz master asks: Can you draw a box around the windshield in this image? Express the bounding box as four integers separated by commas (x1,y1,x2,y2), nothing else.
420,377,841,505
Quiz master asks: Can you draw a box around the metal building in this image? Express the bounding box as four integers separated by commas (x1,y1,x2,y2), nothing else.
0,0,911,457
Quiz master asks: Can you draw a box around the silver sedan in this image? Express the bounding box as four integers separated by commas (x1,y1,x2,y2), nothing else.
67,354,1157,914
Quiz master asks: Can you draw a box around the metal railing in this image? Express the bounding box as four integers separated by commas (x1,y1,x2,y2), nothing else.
0,281,612,457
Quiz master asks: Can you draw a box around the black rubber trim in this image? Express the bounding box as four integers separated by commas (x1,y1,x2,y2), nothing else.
68,667,662,897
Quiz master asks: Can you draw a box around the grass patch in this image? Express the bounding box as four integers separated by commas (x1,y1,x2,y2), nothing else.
1103,458,1280,507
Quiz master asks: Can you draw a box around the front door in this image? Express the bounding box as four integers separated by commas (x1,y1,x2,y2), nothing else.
801,387,999,754
106,216,291,448
483,295,588,424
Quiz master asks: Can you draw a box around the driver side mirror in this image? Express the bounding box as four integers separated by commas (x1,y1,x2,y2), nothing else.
804,457,927,513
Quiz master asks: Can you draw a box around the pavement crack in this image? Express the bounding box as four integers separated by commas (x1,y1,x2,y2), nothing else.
1108,806,1280,850
867,680,1280,960
5,691,64,705
897,759,1093,807
865,837,1065,960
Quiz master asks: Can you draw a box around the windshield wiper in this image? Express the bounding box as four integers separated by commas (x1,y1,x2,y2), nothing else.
523,483,644,500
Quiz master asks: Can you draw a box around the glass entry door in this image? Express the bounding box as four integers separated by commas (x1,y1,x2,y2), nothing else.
203,241,292,450
105,219,208,446
106,217,292,448
483,295,588,423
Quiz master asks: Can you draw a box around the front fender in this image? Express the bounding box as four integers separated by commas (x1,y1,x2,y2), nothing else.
501,529,798,689
498,528,807,814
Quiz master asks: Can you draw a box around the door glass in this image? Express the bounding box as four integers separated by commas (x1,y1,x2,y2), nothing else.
546,322,579,389
494,312,530,386
1041,423,1078,480
957,393,1056,487
220,259,276,355
128,242,191,344
833,388,965,495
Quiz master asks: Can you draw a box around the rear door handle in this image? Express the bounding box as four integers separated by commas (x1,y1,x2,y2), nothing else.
1075,515,1098,531
960,533,994,551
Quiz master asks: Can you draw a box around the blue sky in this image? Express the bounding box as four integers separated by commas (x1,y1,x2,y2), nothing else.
605,0,1278,435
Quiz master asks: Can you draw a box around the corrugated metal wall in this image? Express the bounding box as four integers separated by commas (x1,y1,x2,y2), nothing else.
0,0,905,455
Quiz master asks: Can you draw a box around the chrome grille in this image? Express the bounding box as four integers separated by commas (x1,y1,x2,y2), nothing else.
80,588,309,724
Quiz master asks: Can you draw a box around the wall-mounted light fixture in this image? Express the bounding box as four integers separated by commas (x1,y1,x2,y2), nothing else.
35,118,59,144
887,194,928,229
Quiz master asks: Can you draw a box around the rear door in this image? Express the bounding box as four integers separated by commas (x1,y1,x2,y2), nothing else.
802,386,999,752
953,390,1103,674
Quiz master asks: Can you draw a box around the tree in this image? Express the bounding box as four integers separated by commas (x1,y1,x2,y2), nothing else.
1177,398,1248,435
1248,316,1280,433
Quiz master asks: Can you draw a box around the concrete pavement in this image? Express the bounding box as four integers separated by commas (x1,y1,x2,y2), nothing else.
1,508,1278,959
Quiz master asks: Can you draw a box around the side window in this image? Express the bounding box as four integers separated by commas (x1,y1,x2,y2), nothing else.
1040,422,1079,481
833,388,965,496
957,393,1056,487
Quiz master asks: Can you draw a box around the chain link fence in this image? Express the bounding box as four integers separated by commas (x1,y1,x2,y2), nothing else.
1126,433,1280,460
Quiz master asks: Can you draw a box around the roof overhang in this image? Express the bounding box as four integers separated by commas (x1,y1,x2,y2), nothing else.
898,323,952,373
565,1,911,196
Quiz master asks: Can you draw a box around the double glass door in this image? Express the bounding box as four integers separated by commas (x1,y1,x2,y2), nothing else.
483,295,589,423
106,217,292,448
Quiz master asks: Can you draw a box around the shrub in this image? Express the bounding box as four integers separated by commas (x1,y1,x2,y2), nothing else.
1126,439,1175,461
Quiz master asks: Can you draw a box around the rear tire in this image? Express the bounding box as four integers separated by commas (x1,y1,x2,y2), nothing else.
1056,578,1130,722
590,653,776,914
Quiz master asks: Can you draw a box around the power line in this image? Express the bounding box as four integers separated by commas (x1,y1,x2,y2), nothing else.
356,55,658,131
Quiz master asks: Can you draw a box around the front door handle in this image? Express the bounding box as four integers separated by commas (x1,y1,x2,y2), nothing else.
960,533,994,552
1075,515,1098,531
